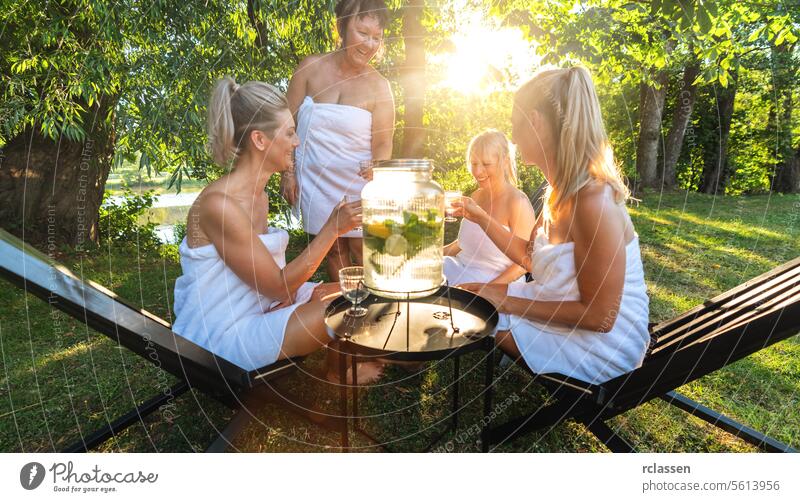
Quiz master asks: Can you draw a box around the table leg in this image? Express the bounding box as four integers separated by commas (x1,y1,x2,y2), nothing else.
339,344,349,451
452,356,460,430
481,344,495,453
352,352,359,430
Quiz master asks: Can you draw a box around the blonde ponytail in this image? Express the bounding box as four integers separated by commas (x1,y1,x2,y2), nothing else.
516,66,629,216
466,129,518,186
207,76,289,168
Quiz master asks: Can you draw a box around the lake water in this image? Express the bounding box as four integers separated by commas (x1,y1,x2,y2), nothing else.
104,190,302,244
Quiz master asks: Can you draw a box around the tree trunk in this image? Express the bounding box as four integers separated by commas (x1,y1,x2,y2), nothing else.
700,69,738,194
0,100,115,247
635,71,670,189
663,61,700,188
400,0,425,158
770,43,799,193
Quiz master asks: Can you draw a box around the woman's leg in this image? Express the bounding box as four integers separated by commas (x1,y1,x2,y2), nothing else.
325,238,351,282
346,237,363,266
278,301,332,359
494,330,522,359
278,299,383,384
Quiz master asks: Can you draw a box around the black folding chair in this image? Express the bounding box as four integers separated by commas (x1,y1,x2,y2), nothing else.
484,256,800,452
0,228,338,452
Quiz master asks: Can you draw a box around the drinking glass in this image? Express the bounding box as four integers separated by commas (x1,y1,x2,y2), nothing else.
359,160,373,180
343,193,362,232
444,190,462,223
339,266,369,317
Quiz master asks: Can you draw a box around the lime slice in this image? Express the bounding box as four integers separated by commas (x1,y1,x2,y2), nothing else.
384,234,408,256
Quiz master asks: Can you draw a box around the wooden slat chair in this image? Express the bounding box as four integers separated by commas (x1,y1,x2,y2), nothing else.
0,228,337,452
483,256,800,452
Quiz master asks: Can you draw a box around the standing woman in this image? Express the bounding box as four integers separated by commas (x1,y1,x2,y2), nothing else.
281,0,395,281
455,67,650,385
171,77,361,372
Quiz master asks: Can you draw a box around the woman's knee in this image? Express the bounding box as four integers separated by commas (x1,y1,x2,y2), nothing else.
281,303,330,357
495,330,520,357
310,282,341,303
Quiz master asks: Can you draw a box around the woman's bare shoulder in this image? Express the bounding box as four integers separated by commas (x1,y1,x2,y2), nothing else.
297,53,326,70
509,186,534,207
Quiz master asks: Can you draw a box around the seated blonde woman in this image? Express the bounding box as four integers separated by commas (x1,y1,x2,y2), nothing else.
443,130,536,285
172,77,382,382
455,66,650,384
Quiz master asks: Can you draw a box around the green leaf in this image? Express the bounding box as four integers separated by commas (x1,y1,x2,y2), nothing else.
697,5,712,33
718,70,728,88
747,25,765,43
704,0,718,19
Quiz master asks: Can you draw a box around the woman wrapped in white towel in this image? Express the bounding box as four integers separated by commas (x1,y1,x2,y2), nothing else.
172,77,382,383
443,130,536,285
454,67,650,385
280,0,395,282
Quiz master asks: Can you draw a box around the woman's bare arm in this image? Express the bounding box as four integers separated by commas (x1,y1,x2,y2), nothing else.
489,192,537,283
199,192,359,302
370,76,395,160
462,187,628,332
443,239,461,256
286,55,318,118
454,197,542,272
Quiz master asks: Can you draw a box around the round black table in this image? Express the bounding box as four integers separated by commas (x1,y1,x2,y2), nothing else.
324,286,498,451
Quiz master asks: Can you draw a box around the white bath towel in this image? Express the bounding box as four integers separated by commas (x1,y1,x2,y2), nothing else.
294,96,372,238
498,227,650,384
172,227,319,371
443,219,525,285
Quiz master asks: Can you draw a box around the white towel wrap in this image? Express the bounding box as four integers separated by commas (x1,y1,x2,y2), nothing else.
498,227,650,384
172,227,319,370
294,96,372,239
443,219,525,285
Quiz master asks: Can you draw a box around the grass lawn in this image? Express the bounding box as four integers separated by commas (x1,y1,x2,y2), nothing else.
1,191,798,452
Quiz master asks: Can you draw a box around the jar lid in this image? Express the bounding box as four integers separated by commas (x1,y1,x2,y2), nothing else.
368,159,434,171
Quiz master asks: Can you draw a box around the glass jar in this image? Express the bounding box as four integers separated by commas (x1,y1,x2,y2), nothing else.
361,159,444,299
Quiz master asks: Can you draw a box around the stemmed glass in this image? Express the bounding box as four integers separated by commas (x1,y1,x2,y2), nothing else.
444,190,462,223
339,266,369,317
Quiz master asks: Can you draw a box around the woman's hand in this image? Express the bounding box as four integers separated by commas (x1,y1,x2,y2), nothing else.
325,198,362,236
450,196,488,225
457,282,509,313
358,164,374,181
280,173,299,206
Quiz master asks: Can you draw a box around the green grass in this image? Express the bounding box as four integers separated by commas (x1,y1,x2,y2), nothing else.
1,191,798,452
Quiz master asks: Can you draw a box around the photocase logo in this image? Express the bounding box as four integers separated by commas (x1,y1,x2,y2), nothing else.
20,462,46,490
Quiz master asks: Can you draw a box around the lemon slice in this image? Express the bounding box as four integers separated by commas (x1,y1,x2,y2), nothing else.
384,234,408,256
365,222,392,239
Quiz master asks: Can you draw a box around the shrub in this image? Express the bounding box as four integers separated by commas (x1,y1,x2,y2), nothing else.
98,186,160,250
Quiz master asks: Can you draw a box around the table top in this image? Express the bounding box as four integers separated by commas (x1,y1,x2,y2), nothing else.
324,286,498,361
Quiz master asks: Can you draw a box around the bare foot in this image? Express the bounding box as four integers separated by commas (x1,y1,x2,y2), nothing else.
326,361,385,385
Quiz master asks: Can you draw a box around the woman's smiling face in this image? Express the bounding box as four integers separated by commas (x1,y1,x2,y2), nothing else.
257,108,299,172
470,150,506,189
341,14,383,68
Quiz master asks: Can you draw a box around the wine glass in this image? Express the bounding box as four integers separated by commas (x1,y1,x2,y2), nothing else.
444,190,462,223
340,266,369,317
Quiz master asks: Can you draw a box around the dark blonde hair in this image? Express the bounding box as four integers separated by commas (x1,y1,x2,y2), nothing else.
467,129,517,185
515,66,629,215
335,0,389,46
207,76,288,167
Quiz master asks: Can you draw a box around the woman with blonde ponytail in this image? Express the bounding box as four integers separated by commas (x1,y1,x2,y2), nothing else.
443,130,536,285
171,76,383,382
455,66,650,384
